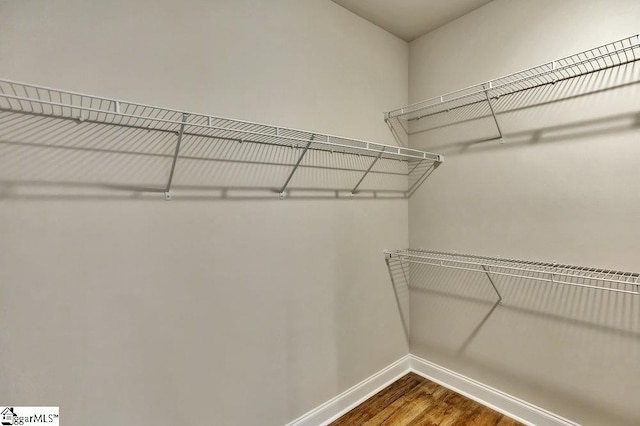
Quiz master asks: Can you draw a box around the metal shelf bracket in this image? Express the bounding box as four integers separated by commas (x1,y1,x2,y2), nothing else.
278,134,315,198
483,83,504,144
481,264,503,303
164,113,189,199
351,147,385,195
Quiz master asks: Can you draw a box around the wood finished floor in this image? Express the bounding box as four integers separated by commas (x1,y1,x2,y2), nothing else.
329,373,523,426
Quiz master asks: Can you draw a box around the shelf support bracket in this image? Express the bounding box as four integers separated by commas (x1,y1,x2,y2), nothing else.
408,159,424,175
483,83,504,144
385,116,408,148
351,148,385,195
279,134,315,199
481,265,503,304
384,254,410,341
406,162,439,198
165,113,188,200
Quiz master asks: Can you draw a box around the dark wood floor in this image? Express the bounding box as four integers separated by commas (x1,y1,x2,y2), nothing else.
329,373,523,426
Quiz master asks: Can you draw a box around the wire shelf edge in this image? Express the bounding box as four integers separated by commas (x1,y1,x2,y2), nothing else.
0,78,442,163
0,77,444,199
385,249,640,296
385,34,640,122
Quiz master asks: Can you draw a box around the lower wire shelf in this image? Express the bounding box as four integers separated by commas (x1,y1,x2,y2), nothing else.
385,249,640,297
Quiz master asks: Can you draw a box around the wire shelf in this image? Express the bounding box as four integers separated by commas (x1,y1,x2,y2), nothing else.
385,34,640,140
385,249,640,296
0,78,443,199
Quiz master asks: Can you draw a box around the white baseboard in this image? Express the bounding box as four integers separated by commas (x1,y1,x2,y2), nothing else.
284,353,580,426
284,355,412,426
409,354,579,426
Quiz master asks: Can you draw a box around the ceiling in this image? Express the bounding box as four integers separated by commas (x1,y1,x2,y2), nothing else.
332,0,492,42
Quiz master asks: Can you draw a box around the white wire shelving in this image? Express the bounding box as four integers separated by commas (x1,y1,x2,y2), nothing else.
0,78,443,199
385,249,640,300
385,34,640,144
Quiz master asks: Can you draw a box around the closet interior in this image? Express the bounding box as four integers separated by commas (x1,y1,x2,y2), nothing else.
1,2,639,426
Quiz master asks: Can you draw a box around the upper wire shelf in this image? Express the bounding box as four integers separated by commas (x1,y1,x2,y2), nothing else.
385,249,640,297
0,78,443,199
385,34,640,142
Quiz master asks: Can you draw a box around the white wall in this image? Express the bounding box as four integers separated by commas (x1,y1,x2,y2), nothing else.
408,1,640,425
0,1,410,425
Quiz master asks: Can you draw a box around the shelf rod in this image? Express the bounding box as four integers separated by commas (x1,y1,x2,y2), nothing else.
165,113,188,200
351,147,385,195
483,83,504,143
279,134,315,199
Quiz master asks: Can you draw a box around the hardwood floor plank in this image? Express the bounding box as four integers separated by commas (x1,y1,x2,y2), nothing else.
362,383,436,426
405,398,463,426
496,416,524,426
330,373,524,426
471,407,508,426
329,373,424,426
441,389,474,408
